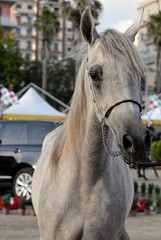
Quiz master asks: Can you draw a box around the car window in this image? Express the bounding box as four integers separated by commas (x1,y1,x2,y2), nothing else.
0,123,3,135
0,123,28,145
28,122,55,144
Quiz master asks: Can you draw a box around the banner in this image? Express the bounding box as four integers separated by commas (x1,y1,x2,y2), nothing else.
0,87,18,106
149,95,161,109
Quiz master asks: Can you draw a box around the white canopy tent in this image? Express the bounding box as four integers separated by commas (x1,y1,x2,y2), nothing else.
142,108,161,125
2,87,66,121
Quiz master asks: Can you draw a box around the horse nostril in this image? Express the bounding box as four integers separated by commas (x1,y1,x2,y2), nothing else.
122,134,134,154
144,130,151,151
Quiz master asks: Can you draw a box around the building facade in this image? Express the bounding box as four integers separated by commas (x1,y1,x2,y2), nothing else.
137,0,161,94
12,0,73,62
0,0,15,33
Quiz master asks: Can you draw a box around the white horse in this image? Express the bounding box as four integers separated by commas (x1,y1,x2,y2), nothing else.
32,7,151,240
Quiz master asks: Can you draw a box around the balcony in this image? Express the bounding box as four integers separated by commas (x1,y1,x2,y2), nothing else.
0,16,15,28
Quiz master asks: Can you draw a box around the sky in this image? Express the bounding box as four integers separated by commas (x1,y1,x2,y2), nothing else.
97,0,143,33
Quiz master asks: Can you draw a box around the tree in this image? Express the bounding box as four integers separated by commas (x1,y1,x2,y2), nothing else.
147,11,161,93
62,0,102,46
22,61,42,87
34,7,60,90
0,27,24,90
47,59,75,109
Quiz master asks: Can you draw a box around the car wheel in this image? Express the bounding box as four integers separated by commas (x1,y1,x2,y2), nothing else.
13,167,34,201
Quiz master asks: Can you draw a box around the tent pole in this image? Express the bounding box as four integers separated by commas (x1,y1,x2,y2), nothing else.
16,82,69,110
16,83,32,97
31,83,69,110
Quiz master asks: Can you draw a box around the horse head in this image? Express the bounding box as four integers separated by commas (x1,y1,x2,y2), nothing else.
80,6,151,164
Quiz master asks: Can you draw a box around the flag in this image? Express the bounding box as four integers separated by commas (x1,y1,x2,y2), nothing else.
149,95,161,109
0,87,18,106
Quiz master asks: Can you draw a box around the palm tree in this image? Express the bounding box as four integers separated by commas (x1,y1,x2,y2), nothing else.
34,7,60,90
62,0,102,46
147,11,161,93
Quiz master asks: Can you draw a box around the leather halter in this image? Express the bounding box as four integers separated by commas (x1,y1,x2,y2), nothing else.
88,69,142,167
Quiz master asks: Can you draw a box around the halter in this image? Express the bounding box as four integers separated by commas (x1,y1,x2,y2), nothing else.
89,81,142,123
88,71,142,167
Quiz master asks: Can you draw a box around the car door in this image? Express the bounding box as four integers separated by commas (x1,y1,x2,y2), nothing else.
0,122,28,178
26,122,56,167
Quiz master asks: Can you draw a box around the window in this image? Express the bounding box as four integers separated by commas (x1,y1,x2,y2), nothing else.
27,28,32,35
0,123,28,145
27,16,32,24
54,43,58,51
54,7,59,13
15,27,21,34
16,16,21,24
16,40,19,47
67,28,72,32
26,52,31,60
16,4,21,9
27,41,32,49
27,5,33,10
28,123,55,144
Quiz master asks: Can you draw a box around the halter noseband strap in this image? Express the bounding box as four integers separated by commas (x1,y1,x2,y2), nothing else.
104,99,142,119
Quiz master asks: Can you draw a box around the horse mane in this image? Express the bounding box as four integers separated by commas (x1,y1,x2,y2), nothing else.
50,55,88,167
50,28,146,167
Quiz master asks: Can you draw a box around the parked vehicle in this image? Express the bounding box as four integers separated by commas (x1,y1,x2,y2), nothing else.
0,120,60,200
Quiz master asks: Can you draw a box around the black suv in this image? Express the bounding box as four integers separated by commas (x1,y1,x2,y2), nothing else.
0,120,59,200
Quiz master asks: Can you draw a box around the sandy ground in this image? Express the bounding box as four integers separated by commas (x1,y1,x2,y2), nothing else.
0,169,161,240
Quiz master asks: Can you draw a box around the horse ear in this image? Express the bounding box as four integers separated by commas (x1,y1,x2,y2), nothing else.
80,6,99,44
124,22,140,42
125,9,144,42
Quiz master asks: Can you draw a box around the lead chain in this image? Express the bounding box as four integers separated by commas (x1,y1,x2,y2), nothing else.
101,121,122,157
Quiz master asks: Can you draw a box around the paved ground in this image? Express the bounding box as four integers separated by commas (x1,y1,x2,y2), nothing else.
0,211,161,240
0,210,39,240
0,169,161,240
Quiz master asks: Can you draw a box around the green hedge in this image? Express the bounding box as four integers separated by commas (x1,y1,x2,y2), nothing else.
150,140,161,162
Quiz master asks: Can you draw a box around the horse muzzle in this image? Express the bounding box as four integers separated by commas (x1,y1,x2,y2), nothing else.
121,128,151,163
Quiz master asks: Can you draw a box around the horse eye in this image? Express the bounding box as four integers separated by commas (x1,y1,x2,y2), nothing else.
89,65,102,82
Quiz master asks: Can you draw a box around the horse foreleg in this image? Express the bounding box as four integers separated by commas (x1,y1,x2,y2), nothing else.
119,227,130,240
